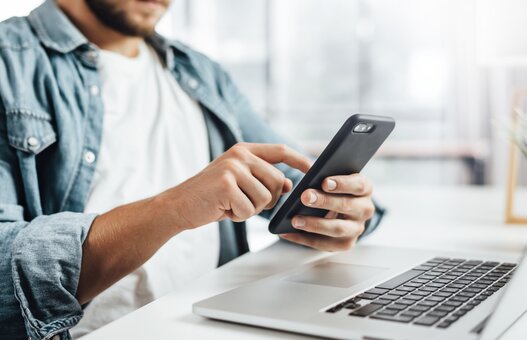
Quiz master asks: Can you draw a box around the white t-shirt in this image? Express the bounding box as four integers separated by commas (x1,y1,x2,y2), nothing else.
71,42,220,337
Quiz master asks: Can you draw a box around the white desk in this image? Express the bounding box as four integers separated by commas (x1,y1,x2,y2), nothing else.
83,186,527,339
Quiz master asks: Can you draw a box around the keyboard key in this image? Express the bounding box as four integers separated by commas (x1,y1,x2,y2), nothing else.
389,290,409,296
397,286,416,292
432,292,452,298
413,290,431,296
343,302,362,309
417,300,438,307
365,288,389,295
371,314,414,323
442,275,458,280
376,308,399,316
421,286,439,292
425,296,445,302
326,304,344,313
349,303,383,317
372,299,392,305
466,260,483,266
411,279,430,284
385,303,408,311
458,291,476,298
435,305,456,312
405,294,424,301
376,270,425,290
444,316,459,323
381,294,401,301
414,316,440,326
447,283,464,289
437,321,452,328
420,275,437,280
357,293,380,300
396,298,417,305
443,300,463,307
451,296,470,302
452,310,467,317
401,310,423,318
435,279,451,284
440,288,459,294
409,305,431,312
427,310,448,318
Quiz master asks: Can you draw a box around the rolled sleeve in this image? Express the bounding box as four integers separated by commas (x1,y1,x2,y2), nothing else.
9,212,96,340
360,199,386,239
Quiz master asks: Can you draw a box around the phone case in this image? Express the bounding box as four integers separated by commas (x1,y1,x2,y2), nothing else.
268,114,395,234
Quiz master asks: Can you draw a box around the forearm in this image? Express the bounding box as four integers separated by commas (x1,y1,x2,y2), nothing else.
76,196,180,305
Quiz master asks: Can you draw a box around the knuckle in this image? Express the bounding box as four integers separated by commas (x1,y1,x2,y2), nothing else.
219,173,233,190
356,179,365,193
357,222,366,236
334,224,347,237
276,143,288,153
222,158,239,171
229,144,248,158
363,202,375,220
262,190,273,205
340,198,353,213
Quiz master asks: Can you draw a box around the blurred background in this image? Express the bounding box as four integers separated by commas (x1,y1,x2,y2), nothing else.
3,0,527,187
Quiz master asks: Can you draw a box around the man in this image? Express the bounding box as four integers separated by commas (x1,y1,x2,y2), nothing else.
0,0,383,339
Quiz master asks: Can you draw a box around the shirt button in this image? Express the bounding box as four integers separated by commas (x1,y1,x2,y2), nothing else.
27,136,40,148
187,78,199,90
85,50,99,62
84,151,96,164
89,85,100,96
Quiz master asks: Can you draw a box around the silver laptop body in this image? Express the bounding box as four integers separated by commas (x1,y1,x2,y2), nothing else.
193,244,525,340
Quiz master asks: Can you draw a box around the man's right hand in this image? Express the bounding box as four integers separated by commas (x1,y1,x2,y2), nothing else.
77,142,311,304
155,142,312,231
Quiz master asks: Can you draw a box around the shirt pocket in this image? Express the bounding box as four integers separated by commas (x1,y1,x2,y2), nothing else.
5,108,57,155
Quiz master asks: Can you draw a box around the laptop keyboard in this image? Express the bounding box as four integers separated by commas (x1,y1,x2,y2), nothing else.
325,257,516,329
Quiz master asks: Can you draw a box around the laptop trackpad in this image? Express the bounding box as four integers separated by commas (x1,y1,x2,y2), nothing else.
285,262,387,288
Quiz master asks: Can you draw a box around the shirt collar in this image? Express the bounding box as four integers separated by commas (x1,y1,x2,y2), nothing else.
27,0,183,68
28,0,89,53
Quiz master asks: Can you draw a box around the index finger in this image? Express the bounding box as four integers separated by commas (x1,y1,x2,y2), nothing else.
245,143,312,173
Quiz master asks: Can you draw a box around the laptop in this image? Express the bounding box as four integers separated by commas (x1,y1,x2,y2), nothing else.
193,244,527,339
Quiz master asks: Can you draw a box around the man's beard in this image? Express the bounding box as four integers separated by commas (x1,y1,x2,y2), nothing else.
85,0,163,37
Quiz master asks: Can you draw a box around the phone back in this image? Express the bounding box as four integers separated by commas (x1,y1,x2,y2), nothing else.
268,114,395,234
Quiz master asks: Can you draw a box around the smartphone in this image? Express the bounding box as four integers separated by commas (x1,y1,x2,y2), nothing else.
268,114,395,234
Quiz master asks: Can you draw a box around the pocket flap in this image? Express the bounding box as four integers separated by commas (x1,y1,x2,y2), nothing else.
5,109,57,154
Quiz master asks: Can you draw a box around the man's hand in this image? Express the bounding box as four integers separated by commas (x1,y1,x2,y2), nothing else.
77,142,311,304
155,142,312,231
280,173,375,252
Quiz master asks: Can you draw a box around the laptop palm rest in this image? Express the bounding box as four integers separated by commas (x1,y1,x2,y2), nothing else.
284,262,388,288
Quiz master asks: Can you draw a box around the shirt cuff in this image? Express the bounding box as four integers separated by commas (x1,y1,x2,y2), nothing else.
11,212,97,340
359,198,386,239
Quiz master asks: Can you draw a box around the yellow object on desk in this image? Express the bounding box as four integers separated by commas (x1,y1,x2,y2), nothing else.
505,92,527,225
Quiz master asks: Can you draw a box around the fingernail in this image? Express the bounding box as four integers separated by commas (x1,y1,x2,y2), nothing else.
308,191,317,204
326,179,337,190
294,217,305,227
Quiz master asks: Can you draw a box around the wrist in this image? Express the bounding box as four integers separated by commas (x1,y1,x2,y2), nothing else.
150,190,190,234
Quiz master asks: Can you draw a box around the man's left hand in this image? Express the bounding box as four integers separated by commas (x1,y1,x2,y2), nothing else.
280,173,375,251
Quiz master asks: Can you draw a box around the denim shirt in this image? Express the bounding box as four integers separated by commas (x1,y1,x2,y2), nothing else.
0,1,384,339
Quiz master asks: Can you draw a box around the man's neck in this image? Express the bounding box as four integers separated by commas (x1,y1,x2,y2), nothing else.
56,0,143,57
